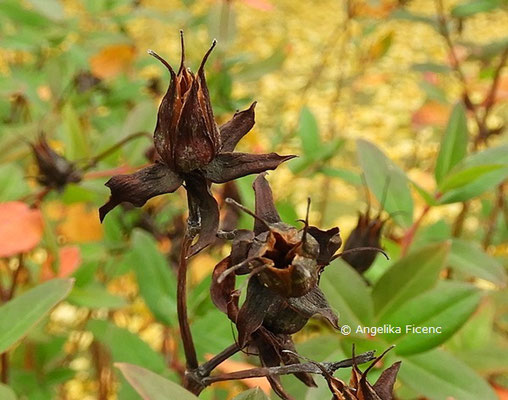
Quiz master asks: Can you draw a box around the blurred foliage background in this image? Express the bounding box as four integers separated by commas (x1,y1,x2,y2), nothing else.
0,0,507,399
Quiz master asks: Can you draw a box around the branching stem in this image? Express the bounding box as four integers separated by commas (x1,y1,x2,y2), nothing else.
201,351,375,386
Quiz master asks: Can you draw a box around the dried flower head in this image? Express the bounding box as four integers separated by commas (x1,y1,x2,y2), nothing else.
341,209,385,274
99,32,295,255
31,134,82,191
321,346,401,400
211,173,342,398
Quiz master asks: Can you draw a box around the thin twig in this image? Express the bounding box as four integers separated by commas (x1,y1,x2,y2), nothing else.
201,350,376,386
483,184,505,249
452,201,469,237
198,343,241,378
177,234,198,370
435,0,482,130
0,354,7,384
476,48,508,146
400,204,431,256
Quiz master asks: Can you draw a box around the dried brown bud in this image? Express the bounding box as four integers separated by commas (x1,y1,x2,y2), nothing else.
31,134,82,191
342,211,384,274
150,32,220,172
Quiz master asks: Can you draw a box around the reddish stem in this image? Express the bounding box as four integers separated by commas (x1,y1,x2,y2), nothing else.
0,354,7,384
400,204,431,256
177,234,198,370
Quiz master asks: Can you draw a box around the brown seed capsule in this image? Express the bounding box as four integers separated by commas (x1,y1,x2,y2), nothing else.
212,173,341,341
99,32,295,255
150,32,220,172
342,211,384,274
210,173,342,398
31,134,82,191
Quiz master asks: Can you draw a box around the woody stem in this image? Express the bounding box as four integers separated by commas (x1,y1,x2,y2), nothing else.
201,351,376,386
177,233,198,370
198,343,241,377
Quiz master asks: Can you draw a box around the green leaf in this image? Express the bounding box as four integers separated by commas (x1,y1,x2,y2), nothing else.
0,384,17,400
381,281,482,355
320,259,374,330
129,230,177,326
437,144,508,203
459,144,508,167
0,279,73,354
67,284,128,309
192,309,234,356
0,165,29,201
0,0,51,28
319,167,362,185
438,166,508,203
357,139,413,227
372,242,450,322
439,164,504,192
435,103,468,185
298,107,321,159
116,363,199,400
399,348,497,400
448,239,507,285
61,103,89,160
452,0,503,18
410,180,437,206
87,320,166,373
233,388,271,400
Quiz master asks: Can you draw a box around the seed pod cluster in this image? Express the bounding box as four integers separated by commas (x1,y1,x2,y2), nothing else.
211,173,343,398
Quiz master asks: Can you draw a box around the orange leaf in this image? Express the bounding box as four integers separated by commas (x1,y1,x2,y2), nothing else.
57,203,103,242
41,245,81,281
351,0,398,18
493,383,508,400
412,101,451,127
204,354,272,393
90,44,136,79
0,202,43,258
241,0,274,11
492,74,508,104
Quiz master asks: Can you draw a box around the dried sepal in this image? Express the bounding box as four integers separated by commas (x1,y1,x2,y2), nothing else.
347,346,400,400
99,162,182,222
219,101,257,152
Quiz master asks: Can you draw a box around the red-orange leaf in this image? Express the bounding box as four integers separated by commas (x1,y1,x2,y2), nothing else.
0,202,43,258
412,101,451,128
41,246,82,281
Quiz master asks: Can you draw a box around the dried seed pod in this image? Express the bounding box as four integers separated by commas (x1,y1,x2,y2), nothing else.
210,173,341,397
310,346,400,400
341,210,385,274
99,32,295,255
31,134,82,191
